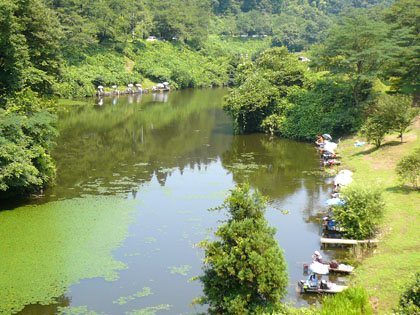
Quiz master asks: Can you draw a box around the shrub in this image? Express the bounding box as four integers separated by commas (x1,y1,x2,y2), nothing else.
395,272,420,314
396,148,420,190
332,183,384,240
319,287,373,315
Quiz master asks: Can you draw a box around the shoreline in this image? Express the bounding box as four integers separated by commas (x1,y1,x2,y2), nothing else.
336,118,420,314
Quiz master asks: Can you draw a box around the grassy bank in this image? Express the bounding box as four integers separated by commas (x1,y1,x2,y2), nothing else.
55,36,272,98
337,118,420,314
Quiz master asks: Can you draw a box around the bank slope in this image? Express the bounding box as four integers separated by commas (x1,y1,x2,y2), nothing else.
337,118,420,314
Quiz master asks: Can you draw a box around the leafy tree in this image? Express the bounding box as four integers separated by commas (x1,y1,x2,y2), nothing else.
151,0,210,45
396,148,420,190
332,183,384,240
45,0,99,48
383,0,420,95
0,0,62,95
359,116,389,148
312,10,394,105
375,94,419,143
281,80,361,140
236,10,272,35
0,89,58,195
224,71,280,133
194,184,288,314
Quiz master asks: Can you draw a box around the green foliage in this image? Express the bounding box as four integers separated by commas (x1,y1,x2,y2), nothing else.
374,94,420,142
224,47,363,140
224,47,306,134
396,148,420,190
132,41,231,90
395,272,420,314
383,0,420,95
359,116,389,148
0,89,58,195
332,183,384,240
318,287,373,315
0,0,62,95
224,72,281,133
312,9,394,105
281,80,361,139
195,184,288,314
55,45,143,98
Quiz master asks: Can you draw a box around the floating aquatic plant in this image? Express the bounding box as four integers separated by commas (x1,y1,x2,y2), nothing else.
57,305,106,315
168,265,192,276
112,287,153,305
125,304,170,315
0,196,139,314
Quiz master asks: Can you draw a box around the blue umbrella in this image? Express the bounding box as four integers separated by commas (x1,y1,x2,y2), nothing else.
325,198,346,206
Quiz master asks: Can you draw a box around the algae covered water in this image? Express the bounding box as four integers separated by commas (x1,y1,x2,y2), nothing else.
1,89,335,314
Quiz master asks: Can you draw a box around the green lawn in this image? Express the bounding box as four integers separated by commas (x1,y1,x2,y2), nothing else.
337,118,420,314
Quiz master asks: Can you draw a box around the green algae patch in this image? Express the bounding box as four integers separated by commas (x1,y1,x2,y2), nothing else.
112,287,153,305
0,196,139,314
168,265,192,276
57,305,106,315
125,304,171,315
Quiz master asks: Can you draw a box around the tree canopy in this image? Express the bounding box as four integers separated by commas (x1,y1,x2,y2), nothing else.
195,184,288,314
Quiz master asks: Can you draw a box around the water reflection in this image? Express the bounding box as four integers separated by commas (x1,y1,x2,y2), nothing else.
152,92,169,103
18,296,71,315
3,88,342,314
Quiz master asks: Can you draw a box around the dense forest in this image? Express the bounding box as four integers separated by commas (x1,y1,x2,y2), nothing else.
1,0,420,314
0,0,396,98
0,0,418,196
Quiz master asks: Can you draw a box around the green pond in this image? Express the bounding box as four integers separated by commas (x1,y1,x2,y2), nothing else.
1,88,343,315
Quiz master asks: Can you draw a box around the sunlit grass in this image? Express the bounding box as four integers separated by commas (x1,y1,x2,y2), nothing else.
337,118,420,314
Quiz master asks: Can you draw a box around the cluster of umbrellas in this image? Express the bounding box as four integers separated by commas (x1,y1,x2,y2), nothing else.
324,170,354,206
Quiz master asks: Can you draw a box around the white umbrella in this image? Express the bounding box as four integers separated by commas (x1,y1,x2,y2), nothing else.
135,83,142,87
323,141,337,154
334,174,353,186
163,82,169,85
112,85,117,89
128,83,134,88
309,261,329,275
338,170,353,177
157,83,164,88
97,85,104,89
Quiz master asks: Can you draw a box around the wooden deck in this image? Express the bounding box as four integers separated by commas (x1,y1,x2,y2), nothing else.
321,237,378,245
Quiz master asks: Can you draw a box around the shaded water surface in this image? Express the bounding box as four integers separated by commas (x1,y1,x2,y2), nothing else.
1,89,340,315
